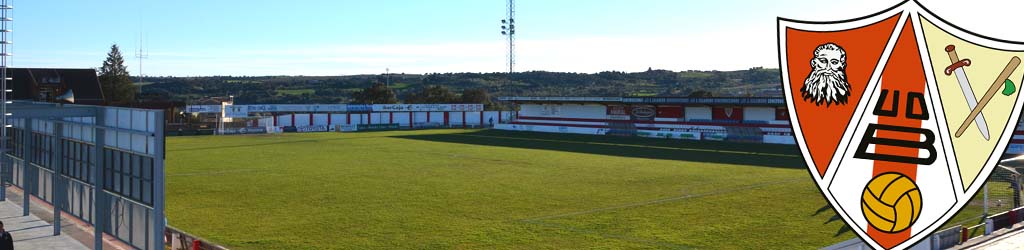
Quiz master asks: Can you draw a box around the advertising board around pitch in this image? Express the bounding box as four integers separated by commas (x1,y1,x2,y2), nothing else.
224,105,249,118
373,104,483,112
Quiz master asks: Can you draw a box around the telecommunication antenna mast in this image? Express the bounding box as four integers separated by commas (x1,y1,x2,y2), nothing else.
135,1,147,84
135,33,147,84
0,0,12,201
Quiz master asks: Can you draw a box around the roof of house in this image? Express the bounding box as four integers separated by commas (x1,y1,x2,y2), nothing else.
8,68,105,104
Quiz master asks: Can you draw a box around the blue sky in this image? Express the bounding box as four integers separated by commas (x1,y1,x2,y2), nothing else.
11,0,1024,76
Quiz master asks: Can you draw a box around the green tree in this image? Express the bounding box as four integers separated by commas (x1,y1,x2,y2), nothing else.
351,82,398,104
405,85,458,104
688,90,714,98
98,44,137,103
461,88,498,110
460,88,490,104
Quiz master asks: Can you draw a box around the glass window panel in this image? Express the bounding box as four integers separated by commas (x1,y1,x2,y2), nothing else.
118,131,130,151
131,176,140,201
142,159,152,181
122,152,130,175
142,181,151,204
118,109,131,129
116,152,125,193
112,150,117,173
105,150,114,189
30,134,36,164
74,143,81,179
113,167,121,193
66,141,72,175
132,155,141,178
87,145,94,183
122,173,130,197
36,134,41,164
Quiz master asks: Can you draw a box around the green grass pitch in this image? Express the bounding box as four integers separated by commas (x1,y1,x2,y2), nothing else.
165,129,1006,249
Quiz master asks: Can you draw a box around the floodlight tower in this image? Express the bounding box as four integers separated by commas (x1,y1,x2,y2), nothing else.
500,0,515,94
0,0,11,201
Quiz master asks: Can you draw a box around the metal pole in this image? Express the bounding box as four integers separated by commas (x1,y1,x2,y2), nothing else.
508,0,515,95
984,183,989,217
507,0,515,75
92,112,106,250
222,103,226,135
136,35,146,85
1016,175,1022,208
0,0,12,202
500,0,515,96
52,122,62,236
21,118,29,217
151,110,166,250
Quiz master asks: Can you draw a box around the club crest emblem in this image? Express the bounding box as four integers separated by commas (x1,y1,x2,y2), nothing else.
779,1,1024,249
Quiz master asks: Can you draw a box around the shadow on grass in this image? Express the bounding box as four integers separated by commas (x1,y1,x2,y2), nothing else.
827,214,853,237
392,130,806,169
168,134,393,153
813,204,853,237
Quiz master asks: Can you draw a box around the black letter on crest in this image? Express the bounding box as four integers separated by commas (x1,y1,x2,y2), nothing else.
854,124,936,165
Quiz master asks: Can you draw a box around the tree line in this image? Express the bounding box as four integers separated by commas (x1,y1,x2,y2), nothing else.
95,43,783,107
137,68,781,105
349,83,497,108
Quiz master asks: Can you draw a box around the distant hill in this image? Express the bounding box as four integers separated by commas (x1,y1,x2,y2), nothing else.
138,68,782,104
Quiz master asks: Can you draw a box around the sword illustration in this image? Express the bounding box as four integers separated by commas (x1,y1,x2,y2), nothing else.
955,56,1022,138
944,45,989,140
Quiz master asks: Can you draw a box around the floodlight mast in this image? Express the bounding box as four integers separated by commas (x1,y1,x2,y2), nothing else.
0,0,11,202
500,0,515,95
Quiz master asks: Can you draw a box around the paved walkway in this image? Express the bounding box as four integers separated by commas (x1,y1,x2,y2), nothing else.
0,187,134,250
963,226,1024,250
0,200,87,250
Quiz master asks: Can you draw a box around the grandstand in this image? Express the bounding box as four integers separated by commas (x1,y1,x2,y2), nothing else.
496,96,794,144
184,103,512,134
182,97,1024,154
495,96,1024,152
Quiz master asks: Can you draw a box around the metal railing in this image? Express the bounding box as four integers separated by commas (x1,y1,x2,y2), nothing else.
165,226,229,250
824,205,1024,249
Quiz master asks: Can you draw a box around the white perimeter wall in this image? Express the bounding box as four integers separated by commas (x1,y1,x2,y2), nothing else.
520,104,606,119
685,106,712,121
743,107,775,122
496,123,796,145
266,111,511,128
495,123,605,135
521,104,779,123
507,103,796,145
330,114,346,125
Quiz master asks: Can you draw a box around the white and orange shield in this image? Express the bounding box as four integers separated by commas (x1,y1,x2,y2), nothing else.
780,1,1024,249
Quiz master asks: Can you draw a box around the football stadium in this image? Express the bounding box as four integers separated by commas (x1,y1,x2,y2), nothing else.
5,95,1023,249
154,99,1024,249
6,1,1024,250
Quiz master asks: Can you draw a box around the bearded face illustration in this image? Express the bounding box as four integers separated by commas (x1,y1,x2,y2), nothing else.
802,43,850,106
